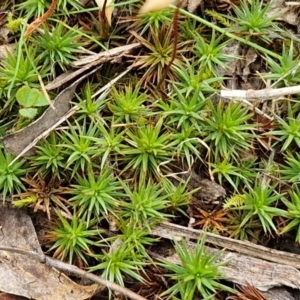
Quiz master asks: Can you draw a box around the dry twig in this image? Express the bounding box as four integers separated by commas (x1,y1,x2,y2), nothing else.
0,246,147,300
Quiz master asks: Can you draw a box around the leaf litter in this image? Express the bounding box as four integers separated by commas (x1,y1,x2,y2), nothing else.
2,0,300,299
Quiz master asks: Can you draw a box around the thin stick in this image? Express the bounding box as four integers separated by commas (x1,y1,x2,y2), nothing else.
0,246,147,300
221,85,300,101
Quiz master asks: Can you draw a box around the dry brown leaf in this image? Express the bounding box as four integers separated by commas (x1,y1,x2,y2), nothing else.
0,204,97,300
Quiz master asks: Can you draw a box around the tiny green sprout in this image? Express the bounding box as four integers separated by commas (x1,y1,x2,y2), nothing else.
227,0,282,43
0,149,27,200
280,152,300,183
17,0,83,18
223,194,246,209
281,185,300,243
6,13,25,34
45,210,103,266
119,117,177,181
192,30,236,76
205,9,234,28
16,86,49,119
108,84,150,123
269,102,300,151
69,168,124,225
231,182,288,234
134,7,173,35
30,133,66,179
0,47,46,111
90,242,145,289
12,195,38,208
203,99,256,161
120,180,171,230
160,237,234,300
263,41,300,87
30,23,84,74
211,159,246,192
227,210,262,242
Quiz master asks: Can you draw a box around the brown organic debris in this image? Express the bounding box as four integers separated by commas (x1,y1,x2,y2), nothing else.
14,173,71,220
191,205,229,232
0,204,97,300
227,283,268,300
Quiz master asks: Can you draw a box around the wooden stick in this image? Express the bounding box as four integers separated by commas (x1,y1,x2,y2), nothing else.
0,246,147,300
221,85,300,101
152,222,300,269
